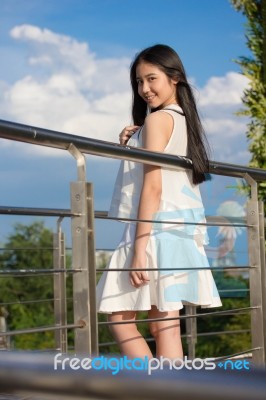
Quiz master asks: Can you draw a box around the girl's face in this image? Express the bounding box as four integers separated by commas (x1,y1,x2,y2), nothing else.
136,62,178,109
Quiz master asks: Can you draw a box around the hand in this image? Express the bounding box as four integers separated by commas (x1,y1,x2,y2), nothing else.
129,253,150,288
119,125,140,145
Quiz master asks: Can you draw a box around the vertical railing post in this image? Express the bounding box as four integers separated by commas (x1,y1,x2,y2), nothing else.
69,144,98,355
53,218,67,353
0,307,9,350
245,173,265,366
258,201,266,362
185,305,197,359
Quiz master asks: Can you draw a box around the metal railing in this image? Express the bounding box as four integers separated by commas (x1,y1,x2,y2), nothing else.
0,118,265,371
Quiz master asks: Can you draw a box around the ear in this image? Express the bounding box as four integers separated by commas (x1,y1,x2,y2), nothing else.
171,77,179,85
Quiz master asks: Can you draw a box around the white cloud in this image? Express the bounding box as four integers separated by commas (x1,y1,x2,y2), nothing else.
204,118,244,135
29,55,53,65
0,24,250,164
199,72,248,106
10,24,61,44
198,72,250,164
1,24,132,157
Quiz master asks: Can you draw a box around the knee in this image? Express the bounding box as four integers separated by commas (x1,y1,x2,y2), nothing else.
149,322,158,339
108,316,138,340
149,323,181,341
108,318,123,337
108,320,116,336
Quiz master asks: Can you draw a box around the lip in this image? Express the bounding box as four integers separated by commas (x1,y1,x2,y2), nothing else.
144,95,155,103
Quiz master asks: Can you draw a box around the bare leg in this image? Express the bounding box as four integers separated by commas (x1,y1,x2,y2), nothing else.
148,306,183,359
108,311,153,359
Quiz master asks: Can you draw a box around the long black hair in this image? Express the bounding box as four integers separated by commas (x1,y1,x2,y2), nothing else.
130,44,210,185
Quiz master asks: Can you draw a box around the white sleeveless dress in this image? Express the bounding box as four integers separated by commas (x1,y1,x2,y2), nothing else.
97,104,222,313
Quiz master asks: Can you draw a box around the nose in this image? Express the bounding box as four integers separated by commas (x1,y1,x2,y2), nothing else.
142,80,150,94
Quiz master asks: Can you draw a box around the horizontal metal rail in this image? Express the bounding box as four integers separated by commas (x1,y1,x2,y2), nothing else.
0,308,252,339
0,265,251,276
0,289,248,308
96,247,249,254
103,216,251,228
97,211,250,227
98,307,255,326
214,348,260,362
95,266,252,272
0,298,57,306
0,205,78,217
0,247,55,251
0,119,266,180
196,329,250,338
0,323,83,337
0,297,73,307
99,329,251,348
0,206,250,227
0,287,248,307
0,268,82,276
218,288,250,293
95,265,251,275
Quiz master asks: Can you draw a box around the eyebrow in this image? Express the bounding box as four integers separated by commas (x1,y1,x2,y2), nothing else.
136,73,158,80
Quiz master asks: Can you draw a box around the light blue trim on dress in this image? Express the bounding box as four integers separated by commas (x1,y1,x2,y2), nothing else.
153,208,219,303
181,184,202,202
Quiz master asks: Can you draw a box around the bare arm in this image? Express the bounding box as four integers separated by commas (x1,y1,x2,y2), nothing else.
129,111,173,288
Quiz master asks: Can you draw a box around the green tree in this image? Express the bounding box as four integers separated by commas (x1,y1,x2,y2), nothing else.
0,221,72,350
0,222,55,349
230,0,266,203
196,297,251,358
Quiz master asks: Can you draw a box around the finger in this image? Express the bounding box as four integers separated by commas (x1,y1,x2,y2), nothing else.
130,125,141,132
124,125,140,131
129,272,142,288
130,272,149,288
141,272,150,282
121,126,139,137
138,270,149,282
119,126,140,144
130,277,140,288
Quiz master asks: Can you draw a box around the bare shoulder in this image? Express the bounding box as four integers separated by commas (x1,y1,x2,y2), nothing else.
144,110,173,129
142,110,174,151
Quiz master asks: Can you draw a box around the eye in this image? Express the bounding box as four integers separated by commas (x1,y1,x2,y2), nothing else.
136,79,143,86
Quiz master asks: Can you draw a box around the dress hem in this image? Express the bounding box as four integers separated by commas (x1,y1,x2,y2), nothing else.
97,300,222,314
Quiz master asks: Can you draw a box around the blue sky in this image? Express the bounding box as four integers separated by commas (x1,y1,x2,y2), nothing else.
0,0,250,261
1,0,248,85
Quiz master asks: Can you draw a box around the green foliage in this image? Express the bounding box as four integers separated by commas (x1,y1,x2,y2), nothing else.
0,221,73,350
0,221,55,349
195,270,250,358
230,0,266,204
196,297,251,358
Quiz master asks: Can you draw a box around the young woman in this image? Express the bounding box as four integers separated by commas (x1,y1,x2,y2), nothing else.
97,44,222,360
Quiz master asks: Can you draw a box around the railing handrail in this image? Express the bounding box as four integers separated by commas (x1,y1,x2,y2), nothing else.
0,119,265,181
0,205,77,217
0,206,250,227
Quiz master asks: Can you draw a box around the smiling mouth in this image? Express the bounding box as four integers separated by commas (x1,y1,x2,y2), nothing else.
145,95,155,102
